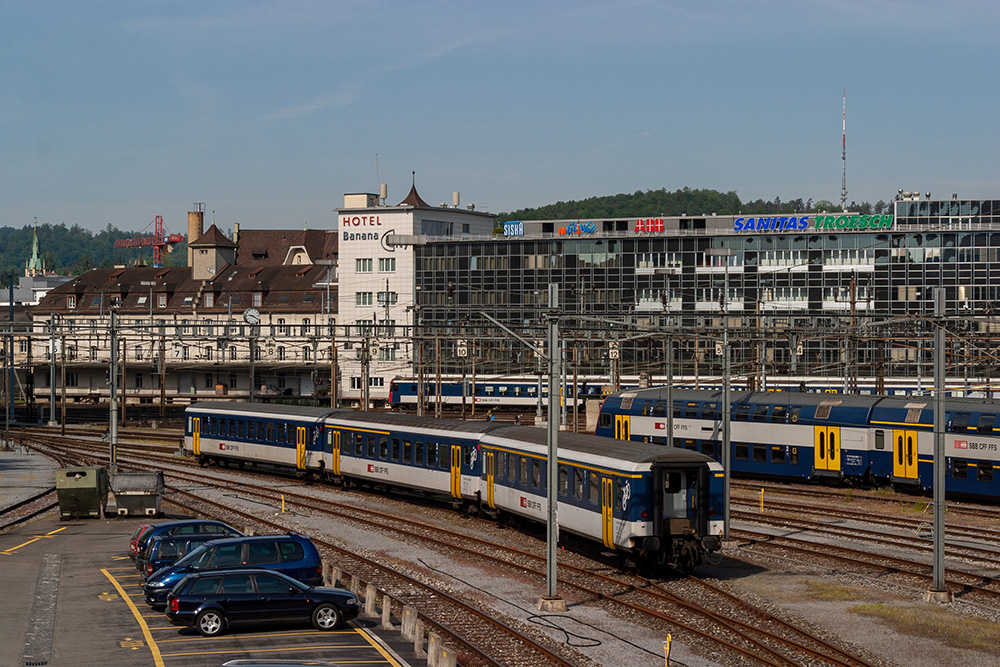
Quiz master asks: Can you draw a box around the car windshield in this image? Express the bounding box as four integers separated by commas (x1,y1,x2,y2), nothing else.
173,544,209,567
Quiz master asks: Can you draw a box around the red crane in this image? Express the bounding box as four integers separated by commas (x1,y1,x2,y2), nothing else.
114,215,185,267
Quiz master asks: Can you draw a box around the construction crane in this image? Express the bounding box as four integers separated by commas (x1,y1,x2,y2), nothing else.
114,215,185,268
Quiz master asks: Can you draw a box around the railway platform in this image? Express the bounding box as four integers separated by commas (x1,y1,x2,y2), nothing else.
0,511,426,667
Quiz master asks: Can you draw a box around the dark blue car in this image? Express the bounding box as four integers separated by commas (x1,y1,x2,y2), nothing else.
166,568,359,636
144,533,323,607
134,519,243,574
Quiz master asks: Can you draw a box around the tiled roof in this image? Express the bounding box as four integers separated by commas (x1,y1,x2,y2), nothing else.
236,229,334,266
398,184,431,208
189,224,236,248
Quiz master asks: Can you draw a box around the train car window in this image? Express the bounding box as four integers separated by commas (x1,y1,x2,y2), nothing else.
498,386,509,396
464,446,473,467
684,440,697,451
598,413,611,428
391,438,400,461
734,405,750,421
664,472,680,493
210,418,219,436
953,459,968,480
266,421,274,442
976,414,996,434
520,457,529,486
673,403,683,419
426,442,435,466
752,405,769,422
573,469,585,500
951,413,970,432
237,420,246,439
532,460,541,488
703,441,716,457
683,403,698,418
440,445,450,469
366,435,375,458
414,441,423,465
642,402,653,416
500,453,508,479
589,473,600,505
770,406,788,423
620,397,633,410
790,447,799,465
404,440,413,463
789,406,800,423
484,385,495,396
704,403,720,420
379,436,388,460
978,461,994,483
230,419,237,437
735,444,749,461
509,453,518,482
815,405,832,419
753,445,767,462
652,403,666,417
875,430,885,450
772,446,785,463
905,407,923,423
559,466,569,496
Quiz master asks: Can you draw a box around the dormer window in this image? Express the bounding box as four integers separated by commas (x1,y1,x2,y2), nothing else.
158,294,167,308
204,293,214,308
67,295,77,309
252,292,262,307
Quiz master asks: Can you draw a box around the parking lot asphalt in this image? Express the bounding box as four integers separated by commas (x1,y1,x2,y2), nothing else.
1,512,424,667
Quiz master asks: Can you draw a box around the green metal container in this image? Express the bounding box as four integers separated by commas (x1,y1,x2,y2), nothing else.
55,467,109,520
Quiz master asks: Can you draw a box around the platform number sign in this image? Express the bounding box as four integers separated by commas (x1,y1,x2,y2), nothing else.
456,339,468,358
609,342,619,360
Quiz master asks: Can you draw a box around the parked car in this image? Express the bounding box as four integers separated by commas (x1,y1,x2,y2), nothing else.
166,568,360,636
144,533,323,607
128,523,155,561
134,519,243,572
141,534,224,581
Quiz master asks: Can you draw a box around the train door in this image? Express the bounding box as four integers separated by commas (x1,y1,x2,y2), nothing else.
330,430,341,476
296,426,307,470
601,475,616,550
450,444,463,498
893,429,919,481
813,425,842,473
485,451,496,509
192,417,201,456
615,415,631,441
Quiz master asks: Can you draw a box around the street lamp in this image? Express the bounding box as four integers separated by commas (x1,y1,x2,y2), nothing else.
705,246,735,540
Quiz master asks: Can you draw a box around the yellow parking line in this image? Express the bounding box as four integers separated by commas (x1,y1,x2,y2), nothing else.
156,629,350,643
160,644,373,658
102,569,164,667
1,526,67,555
353,624,406,667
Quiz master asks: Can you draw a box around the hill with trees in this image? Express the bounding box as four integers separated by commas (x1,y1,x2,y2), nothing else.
498,187,891,221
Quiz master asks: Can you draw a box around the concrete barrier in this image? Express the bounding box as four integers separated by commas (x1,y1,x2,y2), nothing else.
380,595,394,630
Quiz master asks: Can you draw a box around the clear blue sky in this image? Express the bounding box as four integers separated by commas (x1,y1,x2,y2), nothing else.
3,1,997,234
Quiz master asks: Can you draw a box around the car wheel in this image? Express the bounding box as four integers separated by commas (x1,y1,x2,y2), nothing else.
312,603,342,630
196,609,225,637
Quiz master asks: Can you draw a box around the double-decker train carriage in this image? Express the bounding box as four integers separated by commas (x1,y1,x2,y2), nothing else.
184,402,725,571
596,388,1000,499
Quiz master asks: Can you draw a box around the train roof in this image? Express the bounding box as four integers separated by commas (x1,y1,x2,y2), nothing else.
187,401,334,419
484,425,716,468
611,387,885,410
324,410,508,436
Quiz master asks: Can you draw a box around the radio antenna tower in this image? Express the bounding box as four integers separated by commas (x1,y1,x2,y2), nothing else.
841,89,847,211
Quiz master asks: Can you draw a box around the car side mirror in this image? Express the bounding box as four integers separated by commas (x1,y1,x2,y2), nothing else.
289,587,299,594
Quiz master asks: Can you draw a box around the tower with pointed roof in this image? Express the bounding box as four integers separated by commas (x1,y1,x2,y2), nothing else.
25,219,47,277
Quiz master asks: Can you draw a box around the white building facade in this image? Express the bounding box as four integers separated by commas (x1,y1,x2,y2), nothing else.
336,187,495,404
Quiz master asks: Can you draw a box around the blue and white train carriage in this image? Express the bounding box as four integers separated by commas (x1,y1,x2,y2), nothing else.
597,388,1000,499
184,402,726,570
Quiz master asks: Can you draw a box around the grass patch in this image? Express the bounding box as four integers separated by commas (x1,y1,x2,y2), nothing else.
850,604,1000,653
806,581,873,602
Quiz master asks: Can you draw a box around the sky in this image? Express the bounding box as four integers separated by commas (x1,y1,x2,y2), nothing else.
2,1,998,235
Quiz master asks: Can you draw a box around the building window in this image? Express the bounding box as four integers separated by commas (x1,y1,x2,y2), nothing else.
301,319,311,335
158,294,166,308
303,346,312,361
135,346,144,361
204,293,214,308
379,257,396,272
356,292,373,306
135,373,143,389
66,371,79,387
377,319,396,337
182,346,190,360
90,347,98,361
350,377,362,390
277,346,286,361
205,373,214,389
204,346,213,360
356,258,373,273
355,320,373,336
252,292,262,307
181,320,190,334
379,346,396,361
182,296,193,306
276,318,288,336
137,296,148,306
377,291,398,306
67,295,76,308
